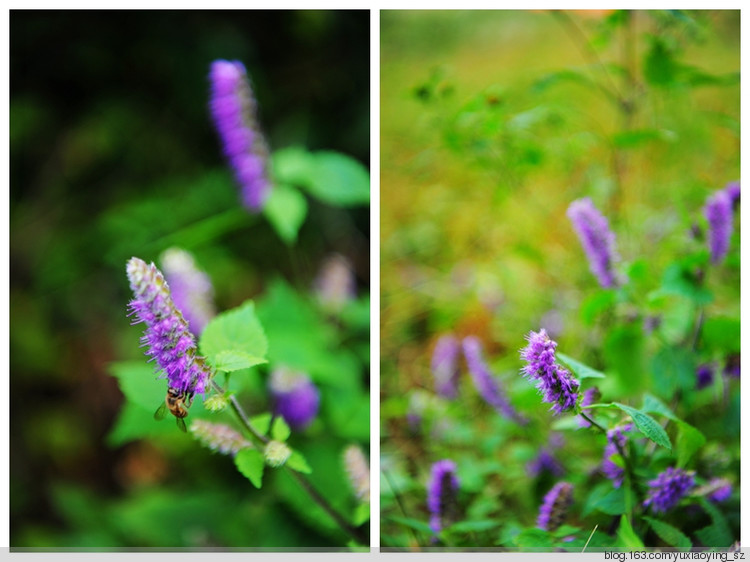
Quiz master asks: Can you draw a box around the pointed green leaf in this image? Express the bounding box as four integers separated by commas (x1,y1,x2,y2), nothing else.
613,403,672,450
643,517,691,550
674,421,705,467
641,393,677,421
557,353,606,379
301,151,370,207
271,417,291,442
263,183,308,245
250,413,272,435
616,515,644,549
199,301,268,372
287,451,312,474
234,449,265,488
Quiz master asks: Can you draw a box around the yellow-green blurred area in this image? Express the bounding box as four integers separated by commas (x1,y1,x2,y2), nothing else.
381,9,738,392
380,10,739,547
11,10,369,549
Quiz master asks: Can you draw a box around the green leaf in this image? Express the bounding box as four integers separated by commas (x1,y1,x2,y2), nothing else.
654,262,713,304
585,485,626,516
650,346,695,399
702,316,740,354
387,516,433,535
557,353,606,379
515,528,553,549
250,413,272,435
271,417,291,442
263,183,308,245
108,361,165,411
616,515,644,549
674,421,706,468
271,146,317,186
286,451,312,474
199,301,268,372
234,449,265,488
641,393,677,421
613,403,671,450
302,151,370,207
643,517,691,550
448,520,500,533
695,498,733,547
353,502,370,526
580,289,617,326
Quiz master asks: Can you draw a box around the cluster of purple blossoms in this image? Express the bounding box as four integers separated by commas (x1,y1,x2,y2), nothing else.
528,448,565,478
601,424,633,488
209,59,272,212
706,478,733,503
520,329,579,415
537,481,574,531
431,335,461,400
160,248,216,337
703,181,740,265
567,197,620,288
268,366,320,430
463,336,526,423
126,257,211,396
643,467,695,514
696,363,714,390
427,459,460,537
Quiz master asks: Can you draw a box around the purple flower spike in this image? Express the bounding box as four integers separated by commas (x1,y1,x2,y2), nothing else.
601,424,632,488
537,481,574,531
528,449,564,477
706,478,732,503
160,248,216,336
126,257,212,396
432,335,461,400
427,459,460,536
696,363,714,390
268,366,320,430
567,197,620,288
704,188,734,265
463,336,526,423
643,467,695,513
209,60,272,211
520,329,580,415
725,181,740,209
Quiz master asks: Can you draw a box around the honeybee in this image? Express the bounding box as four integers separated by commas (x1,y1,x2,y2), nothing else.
154,387,194,433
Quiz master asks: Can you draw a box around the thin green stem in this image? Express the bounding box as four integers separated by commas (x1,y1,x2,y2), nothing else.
209,378,367,544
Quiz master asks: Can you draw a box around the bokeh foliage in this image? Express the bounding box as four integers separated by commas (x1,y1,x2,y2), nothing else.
380,10,738,550
11,10,369,548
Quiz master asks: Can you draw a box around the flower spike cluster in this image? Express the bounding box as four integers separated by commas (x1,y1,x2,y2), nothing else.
520,329,579,415
190,420,252,456
643,467,695,513
537,481,574,531
567,197,620,288
704,187,734,265
427,459,460,537
432,334,461,400
209,59,272,211
126,257,211,396
160,247,216,337
463,336,526,423
268,366,320,430
343,445,371,503
601,423,633,488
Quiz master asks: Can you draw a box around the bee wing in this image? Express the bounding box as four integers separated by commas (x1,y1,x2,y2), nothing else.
154,402,168,421
176,417,187,433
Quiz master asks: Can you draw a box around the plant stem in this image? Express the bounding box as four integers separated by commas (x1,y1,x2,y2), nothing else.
580,410,634,483
209,378,367,544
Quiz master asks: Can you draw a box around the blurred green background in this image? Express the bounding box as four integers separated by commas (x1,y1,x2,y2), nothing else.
380,10,739,548
10,9,369,548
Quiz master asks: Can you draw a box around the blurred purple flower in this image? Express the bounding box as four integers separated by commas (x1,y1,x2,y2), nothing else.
642,315,661,335
643,467,695,513
427,459,460,536
126,257,211,396
432,335,461,399
463,336,526,423
567,197,620,288
209,59,272,211
724,354,740,379
268,367,320,430
537,481,574,531
314,253,356,313
520,329,579,415
601,424,632,488
706,478,732,503
528,448,564,478
696,363,714,389
160,248,216,337
704,188,733,265
725,180,740,209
